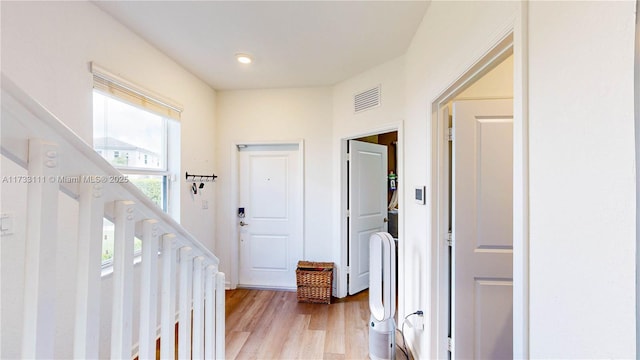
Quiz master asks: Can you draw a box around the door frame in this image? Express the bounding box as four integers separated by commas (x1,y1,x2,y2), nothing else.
635,0,640,352
429,16,530,358
229,139,305,290
337,123,403,301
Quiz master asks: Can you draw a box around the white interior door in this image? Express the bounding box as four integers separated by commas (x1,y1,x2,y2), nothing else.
238,144,302,289
452,99,513,359
348,140,388,295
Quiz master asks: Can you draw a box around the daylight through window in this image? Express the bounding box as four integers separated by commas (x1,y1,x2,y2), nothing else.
91,66,182,265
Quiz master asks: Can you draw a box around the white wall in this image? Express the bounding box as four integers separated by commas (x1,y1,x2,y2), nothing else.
1,1,217,358
527,2,635,357
403,2,519,356
214,88,333,286
0,157,29,359
402,1,635,358
332,56,405,138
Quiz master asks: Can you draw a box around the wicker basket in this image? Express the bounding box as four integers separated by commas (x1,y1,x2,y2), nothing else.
296,261,333,304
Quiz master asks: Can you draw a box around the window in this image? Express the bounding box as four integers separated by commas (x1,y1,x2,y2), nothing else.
91,64,182,265
101,218,142,264
93,91,170,211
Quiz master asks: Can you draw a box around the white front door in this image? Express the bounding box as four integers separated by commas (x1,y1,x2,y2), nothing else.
348,140,388,295
238,144,302,289
452,99,513,359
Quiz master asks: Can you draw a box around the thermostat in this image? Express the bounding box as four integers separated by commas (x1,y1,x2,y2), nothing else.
415,186,426,205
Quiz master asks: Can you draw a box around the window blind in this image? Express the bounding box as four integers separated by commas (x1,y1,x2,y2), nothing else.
91,62,183,121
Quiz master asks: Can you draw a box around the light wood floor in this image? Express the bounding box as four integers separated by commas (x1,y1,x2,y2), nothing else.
225,289,408,360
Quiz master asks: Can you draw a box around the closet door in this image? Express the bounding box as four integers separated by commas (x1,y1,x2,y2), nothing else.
348,140,388,295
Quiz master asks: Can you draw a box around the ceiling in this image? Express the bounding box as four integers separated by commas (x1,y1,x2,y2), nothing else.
93,1,430,90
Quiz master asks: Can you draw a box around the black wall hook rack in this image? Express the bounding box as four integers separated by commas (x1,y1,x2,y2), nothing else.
185,172,218,182
186,172,217,195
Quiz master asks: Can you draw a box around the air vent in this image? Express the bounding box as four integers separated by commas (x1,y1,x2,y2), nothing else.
354,85,381,113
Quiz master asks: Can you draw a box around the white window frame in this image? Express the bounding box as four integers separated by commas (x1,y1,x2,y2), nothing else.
91,63,182,268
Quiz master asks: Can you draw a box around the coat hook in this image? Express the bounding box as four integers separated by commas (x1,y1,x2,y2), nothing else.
186,171,218,183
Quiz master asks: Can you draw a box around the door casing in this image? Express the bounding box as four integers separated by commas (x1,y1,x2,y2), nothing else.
337,124,403,301
429,27,529,359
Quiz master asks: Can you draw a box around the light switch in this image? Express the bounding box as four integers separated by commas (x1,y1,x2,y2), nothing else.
1,213,13,235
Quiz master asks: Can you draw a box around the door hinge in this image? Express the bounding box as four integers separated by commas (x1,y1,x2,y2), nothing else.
447,230,453,247
346,210,350,218
448,337,453,352
447,127,454,142
346,153,351,162
346,265,351,274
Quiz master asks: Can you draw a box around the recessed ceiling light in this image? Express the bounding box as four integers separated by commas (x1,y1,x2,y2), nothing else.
236,53,253,64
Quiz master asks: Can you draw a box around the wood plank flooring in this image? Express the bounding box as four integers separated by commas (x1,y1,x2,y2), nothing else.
225,289,409,360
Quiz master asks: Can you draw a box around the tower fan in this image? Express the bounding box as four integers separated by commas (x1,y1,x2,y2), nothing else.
369,232,396,360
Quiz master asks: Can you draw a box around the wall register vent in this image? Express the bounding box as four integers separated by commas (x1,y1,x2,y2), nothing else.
354,85,381,113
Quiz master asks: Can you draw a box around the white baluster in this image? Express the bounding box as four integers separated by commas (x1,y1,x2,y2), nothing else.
215,272,226,360
178,247,193,360
160,234,177,360
139,219,160,359
192,257,205,360
73,182,105,359
22,139,59,359
204,265,217,359
111,200,136,359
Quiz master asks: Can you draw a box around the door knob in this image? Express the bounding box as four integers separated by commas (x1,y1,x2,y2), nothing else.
383,218,388,223
240,221,249,227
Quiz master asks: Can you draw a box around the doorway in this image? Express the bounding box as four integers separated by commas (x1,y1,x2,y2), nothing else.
344,131,399,296
235,142,304,289
431,33,516,358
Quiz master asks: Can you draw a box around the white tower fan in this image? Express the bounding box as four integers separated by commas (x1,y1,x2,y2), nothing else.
369,232,396,360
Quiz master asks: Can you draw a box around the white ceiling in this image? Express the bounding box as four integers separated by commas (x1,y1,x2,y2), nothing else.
94,1,430,90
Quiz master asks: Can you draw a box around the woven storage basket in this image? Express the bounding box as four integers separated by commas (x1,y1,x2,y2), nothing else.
296,261,333,304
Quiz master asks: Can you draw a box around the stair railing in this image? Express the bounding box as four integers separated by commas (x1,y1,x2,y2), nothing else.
1,74,225,359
